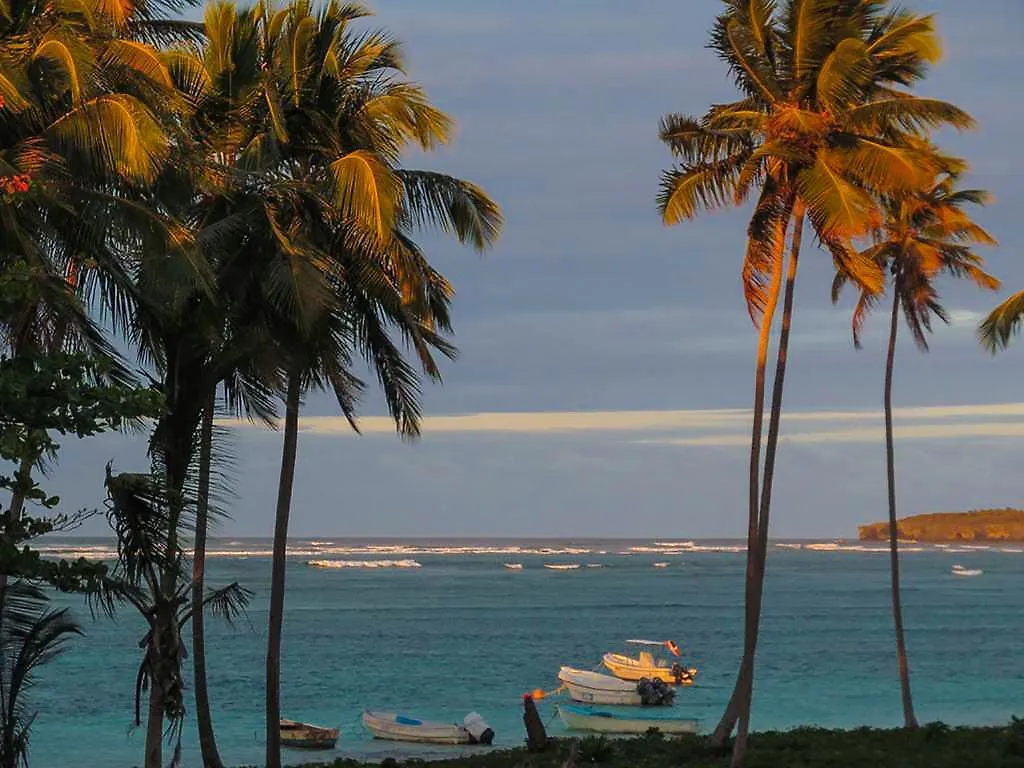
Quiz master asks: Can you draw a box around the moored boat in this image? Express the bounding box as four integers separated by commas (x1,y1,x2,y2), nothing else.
543,563,580,570
556,704,699,735
558,667,675,706
504,563,524,570
602,639,696,685
951,564,983,577
362,710,494,745
280,719,339,749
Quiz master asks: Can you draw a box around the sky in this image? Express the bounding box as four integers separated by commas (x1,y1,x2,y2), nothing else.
47,0,1024,538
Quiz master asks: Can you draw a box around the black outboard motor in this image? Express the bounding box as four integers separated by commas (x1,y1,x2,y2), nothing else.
463,712,495,745
671,662,692,685
636,677,676,706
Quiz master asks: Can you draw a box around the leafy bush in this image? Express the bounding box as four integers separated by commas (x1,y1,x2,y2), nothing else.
1006,716,1024,758
578,736,615,763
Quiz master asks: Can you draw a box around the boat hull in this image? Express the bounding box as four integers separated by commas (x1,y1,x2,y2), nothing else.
280,720,339,750
558,667,643,706
557,705,699,735
602,653,695,685
362,711,472,745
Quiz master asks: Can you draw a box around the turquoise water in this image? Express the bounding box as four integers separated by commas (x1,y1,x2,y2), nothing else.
32,538,1024,767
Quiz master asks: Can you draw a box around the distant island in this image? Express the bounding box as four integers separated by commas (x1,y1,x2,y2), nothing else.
858,508,1024,542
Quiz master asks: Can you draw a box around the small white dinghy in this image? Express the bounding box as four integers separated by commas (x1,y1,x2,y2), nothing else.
558,667,675,706
544,563,580,570
557,704,699,735
361,710,494,745
504,563,524,570
951,564,983,577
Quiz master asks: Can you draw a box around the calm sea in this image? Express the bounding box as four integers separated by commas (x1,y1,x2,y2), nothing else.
31,537,1024,767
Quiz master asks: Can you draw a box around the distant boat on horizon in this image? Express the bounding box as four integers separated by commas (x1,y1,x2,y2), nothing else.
951,564,983,577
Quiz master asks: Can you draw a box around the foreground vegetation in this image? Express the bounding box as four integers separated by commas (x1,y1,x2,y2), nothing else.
859,509,1024,541
283,723,1024,768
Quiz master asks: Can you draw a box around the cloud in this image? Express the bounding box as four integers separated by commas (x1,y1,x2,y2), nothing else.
641,421,1024,447
219,401,1024,438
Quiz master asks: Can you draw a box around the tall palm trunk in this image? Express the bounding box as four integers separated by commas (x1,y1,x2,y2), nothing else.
711,207,792,749
884,284,918,729
193,393,223,767
145,669,165,768
266,370,302,768
731,206,804,768
146,349,192,768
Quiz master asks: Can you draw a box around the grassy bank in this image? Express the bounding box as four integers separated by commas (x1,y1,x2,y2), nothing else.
286,722,1024,768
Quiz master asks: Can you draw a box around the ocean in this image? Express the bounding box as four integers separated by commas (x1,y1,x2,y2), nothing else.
31,537,1024,767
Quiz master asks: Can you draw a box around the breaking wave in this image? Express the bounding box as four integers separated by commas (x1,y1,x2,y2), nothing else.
306,559,421,569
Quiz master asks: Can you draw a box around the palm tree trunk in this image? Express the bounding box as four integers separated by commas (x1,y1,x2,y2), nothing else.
266,370,302,768
731,204,804,768
885,287,918,729
193,393,223,767
145,671,164,768
711,206,792,749
6,454,33,529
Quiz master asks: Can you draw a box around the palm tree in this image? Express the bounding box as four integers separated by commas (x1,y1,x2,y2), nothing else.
657,2,972,761
836,169,998,728
94,466,251,768
0,0,198,525
0,580,81,768
218,5,502,767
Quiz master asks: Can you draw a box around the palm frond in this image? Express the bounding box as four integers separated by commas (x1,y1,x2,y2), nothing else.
658,155,746,225
816,38,872,114
846,97,975,134
328,150,401,239
797,155,880,237
709,13,782,103
979,291,1024,353
396,170,502,251
181,582,252,627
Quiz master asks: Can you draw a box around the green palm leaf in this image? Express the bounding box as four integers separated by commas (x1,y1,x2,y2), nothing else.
980,291,1024,352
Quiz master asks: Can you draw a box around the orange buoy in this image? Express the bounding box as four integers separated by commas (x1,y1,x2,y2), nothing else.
531,688,546,700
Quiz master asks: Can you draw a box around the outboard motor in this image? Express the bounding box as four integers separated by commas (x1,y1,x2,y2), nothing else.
671,663,691,685
463,712,495,745
637,677,676,706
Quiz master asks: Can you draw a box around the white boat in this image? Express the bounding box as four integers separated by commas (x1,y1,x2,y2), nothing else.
544,563,580,570
951,564,983,577
653,562,670,568
557,704,699,735
559,667,643,706
603,640,696,685
504,563,523,570
558,667,675,706
361,711,493,745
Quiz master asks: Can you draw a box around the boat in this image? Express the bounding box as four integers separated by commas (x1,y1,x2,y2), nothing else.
602,640,697,685
280,719,339,749
558,667,675,706
504,563,524,570
361,710,494,745
951,564,983,577
653,562,670,568
556,704,699,735
544,563,580,570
